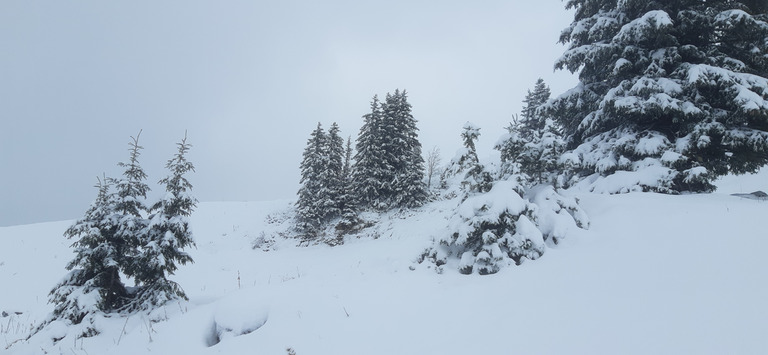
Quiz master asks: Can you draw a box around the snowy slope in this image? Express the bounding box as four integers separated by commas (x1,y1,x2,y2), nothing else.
2,169,766,355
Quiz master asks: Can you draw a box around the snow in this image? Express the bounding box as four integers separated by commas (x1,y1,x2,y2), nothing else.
2,168,768,354
614,10,673,44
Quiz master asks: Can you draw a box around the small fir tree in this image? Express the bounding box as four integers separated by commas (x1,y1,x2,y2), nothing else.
40,177,124,338
296,123,329,237
337,136,360,233
129,133,197,311
111,131,150,285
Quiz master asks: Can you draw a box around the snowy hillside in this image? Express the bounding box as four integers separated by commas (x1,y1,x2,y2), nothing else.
2,169,767,355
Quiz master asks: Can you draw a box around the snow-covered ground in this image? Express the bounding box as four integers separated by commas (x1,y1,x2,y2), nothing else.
2,169,766,354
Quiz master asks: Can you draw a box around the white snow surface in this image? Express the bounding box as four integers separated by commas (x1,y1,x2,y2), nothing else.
2,168,768,354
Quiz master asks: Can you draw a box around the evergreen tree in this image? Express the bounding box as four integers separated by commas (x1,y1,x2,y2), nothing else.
424,180,546,275
296,123,328,236
337,136,360,233
518,79,566,185
44,177,125,335
519,118,566,186
442,122,493,196
111,131,150,285
342,136,353,183
550,0,768,192
322,122,345,220
520,78,552,139
495,116,527,180
381,89,428,208
352,90,427,210
129,133,197,311
352,96,390,209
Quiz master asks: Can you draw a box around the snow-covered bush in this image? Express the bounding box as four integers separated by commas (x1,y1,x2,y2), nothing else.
421,180,589,275
422,119,590,275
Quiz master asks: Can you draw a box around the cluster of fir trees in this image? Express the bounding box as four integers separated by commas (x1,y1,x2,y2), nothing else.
38,132,197,337
547,0,768,193
296,122,356,238
296,89,428,239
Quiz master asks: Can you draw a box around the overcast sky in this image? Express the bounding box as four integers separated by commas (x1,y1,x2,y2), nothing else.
0,1,577,227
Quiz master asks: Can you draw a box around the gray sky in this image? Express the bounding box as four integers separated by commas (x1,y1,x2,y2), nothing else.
0,1,577,227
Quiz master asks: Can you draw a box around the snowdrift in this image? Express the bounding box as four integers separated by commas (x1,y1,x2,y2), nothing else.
1,169,766,354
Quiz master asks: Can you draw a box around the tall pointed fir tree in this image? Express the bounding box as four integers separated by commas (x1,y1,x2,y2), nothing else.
296,123,328,237
520,78,552,139
42,177,124,337
129,133,197,312
352,95,390,210
549,0,768,192
111,131,150,292
322,122,345,220
337,136,360,232
380,89,428,208
518,79,565,186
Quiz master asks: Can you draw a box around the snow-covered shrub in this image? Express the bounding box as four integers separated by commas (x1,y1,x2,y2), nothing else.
422,179,589,275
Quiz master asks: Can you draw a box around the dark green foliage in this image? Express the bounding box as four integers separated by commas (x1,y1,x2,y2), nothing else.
550,0,768,192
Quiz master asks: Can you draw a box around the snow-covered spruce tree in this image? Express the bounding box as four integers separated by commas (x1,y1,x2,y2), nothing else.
352,95,392,210
322,122,345,220
495,116,527,180
40,177,124,337
128,134,197,312
337,136,361,233
296,123,329,237
442,122,493,196
426,124,542,274
381,89,428,208
519,80,567,185
549,0,768,193
520,78,552,139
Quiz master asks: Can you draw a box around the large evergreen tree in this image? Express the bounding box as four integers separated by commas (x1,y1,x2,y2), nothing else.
352,96,390,210
129,134,197,311
353,90,427,210
382,89,428,208
322,122,345,220
550,0,768,192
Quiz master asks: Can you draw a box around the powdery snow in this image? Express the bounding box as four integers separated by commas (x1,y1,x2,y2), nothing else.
1,168,767,354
